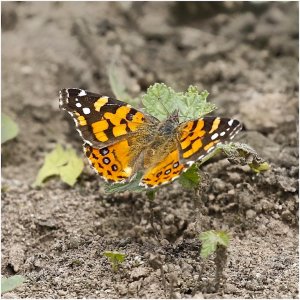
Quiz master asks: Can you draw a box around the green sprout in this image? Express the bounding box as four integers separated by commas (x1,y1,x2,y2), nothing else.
199,230,230,258
199,230,230,291
103,251,126,272
1,275,26,294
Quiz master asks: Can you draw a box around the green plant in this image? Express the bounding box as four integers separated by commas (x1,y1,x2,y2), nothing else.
1,275,26,294
1,113,19,144
34,144,84,187
103,251,126,272
199,230,230,258
199,230,230,291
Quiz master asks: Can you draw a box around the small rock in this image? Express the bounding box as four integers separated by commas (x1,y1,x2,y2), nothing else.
173,291,181,298
57,290,67,296
2,292,20,299
246,209,256,219
67,235,81,249
115,283,128,296
164,214,174,225
130,267,149,280
212,178,226,193
193,292,204,298
9,244,25,272
225,283,239,293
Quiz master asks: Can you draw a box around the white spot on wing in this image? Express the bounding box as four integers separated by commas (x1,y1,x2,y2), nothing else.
171,175,180,181
220,131,225,136
207,146,215,153
211,133,219,140
76,103,82,108
228,119,234,126
78,90,87,96
198,154,204,160
83,107,91,114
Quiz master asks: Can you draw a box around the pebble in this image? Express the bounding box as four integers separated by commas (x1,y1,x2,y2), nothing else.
246,209,256,219
9,244,25,272
130,267,149,280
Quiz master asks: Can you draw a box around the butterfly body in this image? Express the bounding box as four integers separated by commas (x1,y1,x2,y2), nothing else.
59,88,242,188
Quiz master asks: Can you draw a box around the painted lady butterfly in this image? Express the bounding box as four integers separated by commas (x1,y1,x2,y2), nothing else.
59,88,242,188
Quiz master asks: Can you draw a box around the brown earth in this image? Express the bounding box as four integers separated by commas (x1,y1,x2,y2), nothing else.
1,2,298,299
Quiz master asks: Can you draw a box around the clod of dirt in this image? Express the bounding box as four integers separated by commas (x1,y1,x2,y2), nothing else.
9,244,25,272
239,92,296,131
130,266,149,280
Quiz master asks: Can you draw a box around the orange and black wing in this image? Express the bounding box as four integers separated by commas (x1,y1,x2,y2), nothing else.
140,117,241,189
140,149,187,188
177,117,242,164
59,88,156,148
84,139,135,183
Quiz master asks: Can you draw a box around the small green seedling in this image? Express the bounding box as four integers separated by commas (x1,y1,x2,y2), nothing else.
1,113,19,144
178,164,201,189
199,230,230,258
199,230,230,291
1,275,26,294
34,144,84,187
221,142,270,173
103,251,126,272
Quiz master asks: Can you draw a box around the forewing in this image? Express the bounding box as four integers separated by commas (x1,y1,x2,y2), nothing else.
177,117,242,163
84,140,135,183
59,88,153,147
140,149,186,188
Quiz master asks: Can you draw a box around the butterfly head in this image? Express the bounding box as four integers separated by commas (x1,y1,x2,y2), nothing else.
157,110,180,135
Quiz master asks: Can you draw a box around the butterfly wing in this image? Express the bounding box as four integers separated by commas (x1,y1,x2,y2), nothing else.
140,149,187,188
84,139,135,183
140,117,242,189
59,88,156,148
177,117,242,164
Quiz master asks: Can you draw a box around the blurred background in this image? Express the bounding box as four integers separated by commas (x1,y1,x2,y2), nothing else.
2,2,298,298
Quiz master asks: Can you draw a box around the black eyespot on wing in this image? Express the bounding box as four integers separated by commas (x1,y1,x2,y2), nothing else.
103,157,110,165
100,147,109,156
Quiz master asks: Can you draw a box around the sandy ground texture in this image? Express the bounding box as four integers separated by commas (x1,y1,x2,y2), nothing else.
1,2,299,299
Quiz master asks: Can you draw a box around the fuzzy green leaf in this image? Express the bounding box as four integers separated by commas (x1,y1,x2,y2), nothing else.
142,83,181,121
1,113,19,144
179,86,216,121
199,230,230,258
33,144,84,187
142,84,216,122
104,172,146,193
1,275,26,294
179,164,201,189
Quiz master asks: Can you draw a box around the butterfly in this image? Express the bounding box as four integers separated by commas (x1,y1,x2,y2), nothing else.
59,88,242,188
